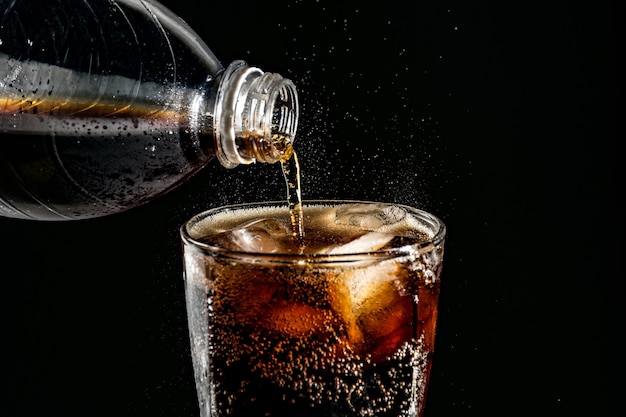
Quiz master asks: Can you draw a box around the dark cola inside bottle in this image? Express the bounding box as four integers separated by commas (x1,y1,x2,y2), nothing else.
0,0,298,220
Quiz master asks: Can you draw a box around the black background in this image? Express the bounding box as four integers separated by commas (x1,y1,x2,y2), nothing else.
1,1,622,416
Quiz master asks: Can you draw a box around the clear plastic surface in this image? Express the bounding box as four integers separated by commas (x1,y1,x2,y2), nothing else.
0,0,298,220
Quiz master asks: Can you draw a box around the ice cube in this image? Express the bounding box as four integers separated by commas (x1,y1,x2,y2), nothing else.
341,261,400,311
260,300,334,338
335,203,406,232
228,218,291,253
356,278,414,362
328,260,408,358
328,231,394,254
349,263,414,361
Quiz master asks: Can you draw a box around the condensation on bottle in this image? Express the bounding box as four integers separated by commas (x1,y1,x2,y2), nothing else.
0,0,299,220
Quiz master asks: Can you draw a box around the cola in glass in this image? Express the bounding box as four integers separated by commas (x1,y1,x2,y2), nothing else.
181,200,446,417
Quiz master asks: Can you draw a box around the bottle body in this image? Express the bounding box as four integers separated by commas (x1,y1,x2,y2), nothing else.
0,0,298,220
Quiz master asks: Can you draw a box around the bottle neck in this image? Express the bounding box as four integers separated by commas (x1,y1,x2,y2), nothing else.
213,61,299,168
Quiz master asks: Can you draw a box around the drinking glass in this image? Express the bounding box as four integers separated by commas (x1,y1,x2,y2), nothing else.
180,200,446,417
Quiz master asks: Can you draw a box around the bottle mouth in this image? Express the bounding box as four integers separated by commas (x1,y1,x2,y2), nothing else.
214,61,299,168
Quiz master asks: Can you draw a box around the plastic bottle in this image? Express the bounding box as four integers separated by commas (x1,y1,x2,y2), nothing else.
0,0,299,220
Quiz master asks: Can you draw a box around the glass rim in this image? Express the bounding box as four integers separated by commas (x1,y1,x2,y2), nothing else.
180,199,446,263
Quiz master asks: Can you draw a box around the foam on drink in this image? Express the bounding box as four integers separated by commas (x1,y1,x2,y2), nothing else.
189,202,434,254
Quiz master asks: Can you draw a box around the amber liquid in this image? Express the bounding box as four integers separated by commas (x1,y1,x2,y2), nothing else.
280,147,305,244
0,90,192,122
